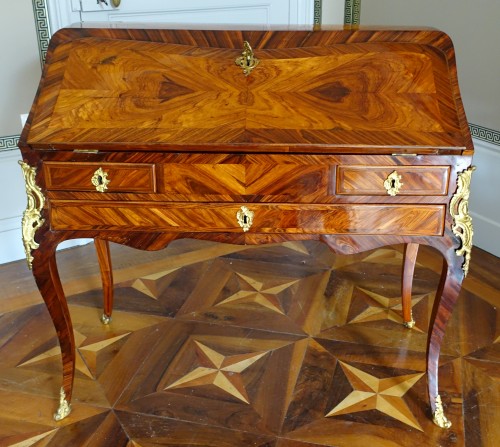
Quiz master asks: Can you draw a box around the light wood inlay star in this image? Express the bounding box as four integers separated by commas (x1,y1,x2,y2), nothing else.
3,242,500,444
129,268,180,300
216,273,299,314
165,341,268,404
326,361,424,431
18,330,131,379
348,287,427,332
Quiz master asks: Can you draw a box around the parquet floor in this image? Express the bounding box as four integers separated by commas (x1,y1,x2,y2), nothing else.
0,240,498,446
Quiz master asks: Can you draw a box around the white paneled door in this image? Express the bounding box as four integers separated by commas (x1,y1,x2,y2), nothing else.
48,0,316,33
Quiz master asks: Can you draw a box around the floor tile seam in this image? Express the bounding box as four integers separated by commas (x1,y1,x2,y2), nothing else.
171,316,311,338
461,355,500,369
67,305,176,322
112,407,278,440
312,335,428,352
105,320,178,408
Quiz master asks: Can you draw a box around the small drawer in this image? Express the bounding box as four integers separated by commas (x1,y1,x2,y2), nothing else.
336,165,450,196
44,162,156,193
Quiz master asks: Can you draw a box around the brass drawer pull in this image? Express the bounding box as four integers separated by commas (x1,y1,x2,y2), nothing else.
91,167,110,192
384,171,403,196
236,206,254,232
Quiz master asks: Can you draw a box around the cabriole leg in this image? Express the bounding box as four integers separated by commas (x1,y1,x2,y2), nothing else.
94,238,114,325
427,256,464,429
32,242,75,421
402,243,419,329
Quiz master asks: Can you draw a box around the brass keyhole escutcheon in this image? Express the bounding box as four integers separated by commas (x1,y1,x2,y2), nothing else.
236,206,254,232
235,41,259,76
384,171,403,196
91,167,110,192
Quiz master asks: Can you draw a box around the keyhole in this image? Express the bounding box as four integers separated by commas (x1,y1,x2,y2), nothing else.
391,179,396,188
97,175,103,185
243,215,248,224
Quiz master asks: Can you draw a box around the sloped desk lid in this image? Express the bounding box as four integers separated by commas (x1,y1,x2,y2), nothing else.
23,26,473,155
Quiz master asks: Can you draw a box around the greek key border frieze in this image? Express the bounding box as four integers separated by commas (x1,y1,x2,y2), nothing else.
31,0,51,66
0,135,20,152
470,123,500,147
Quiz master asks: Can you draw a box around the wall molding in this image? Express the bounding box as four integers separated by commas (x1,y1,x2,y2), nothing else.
344,0,361,25
32,0,51,66
314,0,321,25
470,123,500,147
0,135,20,151
0,1,49,155
469,138,500,257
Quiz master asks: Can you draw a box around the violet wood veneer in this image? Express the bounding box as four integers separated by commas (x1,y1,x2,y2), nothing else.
18,25,475,428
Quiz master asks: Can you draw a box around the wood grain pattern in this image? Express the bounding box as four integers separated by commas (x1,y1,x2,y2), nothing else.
17,26,475,430
44,162,156,193
41,153,461,205
402,243,419,325
1,241,498,446
337,166,450,196
23,28,471,153
94,238,113,322
50,201,446,236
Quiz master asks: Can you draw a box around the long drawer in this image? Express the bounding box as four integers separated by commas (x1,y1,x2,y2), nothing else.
50,201,445,236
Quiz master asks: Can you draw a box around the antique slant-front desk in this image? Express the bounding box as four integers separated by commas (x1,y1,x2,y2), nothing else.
18,25,475,428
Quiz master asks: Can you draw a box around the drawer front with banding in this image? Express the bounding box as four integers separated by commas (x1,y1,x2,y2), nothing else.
50,201,446,237
336,166,450,196
43,162,156,193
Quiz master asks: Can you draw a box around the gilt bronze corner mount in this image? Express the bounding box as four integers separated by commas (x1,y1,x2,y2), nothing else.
19,161,45,269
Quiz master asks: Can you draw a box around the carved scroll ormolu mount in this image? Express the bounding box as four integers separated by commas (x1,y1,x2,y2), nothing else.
19,161,45,269
450,166,475,277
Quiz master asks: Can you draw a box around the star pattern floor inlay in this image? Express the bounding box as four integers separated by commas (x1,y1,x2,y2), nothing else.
325,361,424,431
165,340,269,404
0,240,498,446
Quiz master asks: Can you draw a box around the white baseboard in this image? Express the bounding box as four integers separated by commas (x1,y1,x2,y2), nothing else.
470,211,500,257
0,217,91,265
0,221,25,265
469,138,500,257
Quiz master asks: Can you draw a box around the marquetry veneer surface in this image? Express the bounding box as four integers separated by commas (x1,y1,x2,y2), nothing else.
18,26,475,433
27,31,465,150
0,241,498,446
